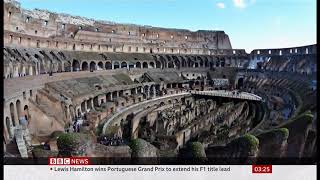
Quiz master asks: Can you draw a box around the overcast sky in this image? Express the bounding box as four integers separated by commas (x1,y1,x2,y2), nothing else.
19,0,316,53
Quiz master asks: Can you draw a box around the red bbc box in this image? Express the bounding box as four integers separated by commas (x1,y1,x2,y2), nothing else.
252,165,272,174
48,157,90,165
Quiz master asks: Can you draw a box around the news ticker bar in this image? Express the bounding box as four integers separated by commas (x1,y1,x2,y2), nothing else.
4,165,317,180
49,157,271,173
3,157,317,165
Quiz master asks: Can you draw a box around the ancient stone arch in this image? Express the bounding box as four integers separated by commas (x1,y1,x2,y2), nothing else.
97,61,104,70
81,61,88,71
180,56,187,67
172,56,180,69
72,59,80,71
69,105,75,119
5,117,12,138
237,77,244,89
220,57,226,67
87,98,93,109
197,56,204,67
136,61,141,68
186,56,194,67
112,91,118,99
203,56,209,67
93,96,99,107
16,100,22,122
155,60,161,68
121,61,127,69
158,55,167,69
24,105,29,120
89,61,96,71
9,102,16,126
149,62,155,68
216,59,220,67
167,59,174,68
142,62,148,68
105,61,112,69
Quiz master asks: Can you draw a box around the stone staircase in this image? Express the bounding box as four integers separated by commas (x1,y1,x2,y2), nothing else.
14,126,29,158
23,128,32,146
5,124,33,158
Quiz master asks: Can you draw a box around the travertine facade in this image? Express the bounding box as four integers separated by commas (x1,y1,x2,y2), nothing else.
4,0,236,55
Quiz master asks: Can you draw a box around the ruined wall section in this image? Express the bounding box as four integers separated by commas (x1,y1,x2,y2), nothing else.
4,0,233,53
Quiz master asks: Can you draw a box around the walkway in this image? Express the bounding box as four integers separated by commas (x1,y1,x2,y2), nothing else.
191,90,262,101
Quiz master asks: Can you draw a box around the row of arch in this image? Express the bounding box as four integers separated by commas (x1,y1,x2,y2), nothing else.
5,100,29,139
4,48,70,78
152,54,247,69
4,46,247,79
68,84,164,121
70,55,246,72
5,54,240,78
71,60,154,71
103,93,188,135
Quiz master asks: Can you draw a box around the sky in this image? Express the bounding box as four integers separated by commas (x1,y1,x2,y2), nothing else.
18,0,316,53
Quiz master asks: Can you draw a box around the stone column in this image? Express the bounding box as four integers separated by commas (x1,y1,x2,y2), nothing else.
66,105,71,121
76,107,80,118
84,101,87,112
153,86,156,98
3,120,10,143
147,87,150,99
38,63,41,75
86,100,91,111
90,99,94,110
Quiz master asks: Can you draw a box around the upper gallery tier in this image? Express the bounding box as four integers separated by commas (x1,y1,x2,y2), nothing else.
4,0,236,55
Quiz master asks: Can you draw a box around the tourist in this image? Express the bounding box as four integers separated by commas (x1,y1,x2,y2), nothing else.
43,142,51,150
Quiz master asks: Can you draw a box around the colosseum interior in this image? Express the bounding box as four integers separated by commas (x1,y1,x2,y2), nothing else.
3,0,317,164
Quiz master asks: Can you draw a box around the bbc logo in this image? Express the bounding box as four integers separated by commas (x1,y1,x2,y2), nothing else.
48,157,90,165
49,158,71,165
